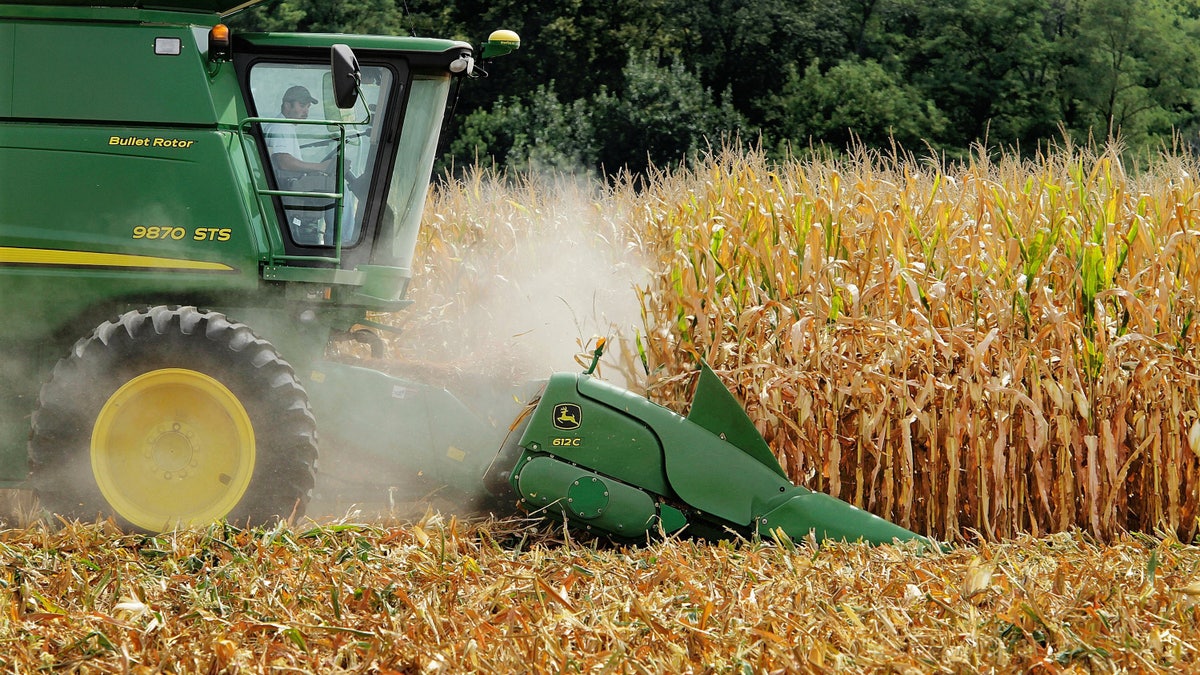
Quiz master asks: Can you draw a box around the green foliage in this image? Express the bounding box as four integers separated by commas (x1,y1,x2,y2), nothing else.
766,58,948,153
1061,0,1200,152
453,52,746,177
232,0,1200,174
230,0,401,34
449,85,597,174
589,52,747,176
873,0,1067,151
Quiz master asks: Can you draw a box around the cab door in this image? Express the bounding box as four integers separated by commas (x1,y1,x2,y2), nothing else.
235,51,406,265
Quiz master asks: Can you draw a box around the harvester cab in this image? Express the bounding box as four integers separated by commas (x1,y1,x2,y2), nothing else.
232,19,518,296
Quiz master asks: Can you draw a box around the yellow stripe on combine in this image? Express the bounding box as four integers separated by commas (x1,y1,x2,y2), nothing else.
0,247,234,271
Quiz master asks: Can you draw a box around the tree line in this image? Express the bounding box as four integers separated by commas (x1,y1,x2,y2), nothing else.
232,0,1200,176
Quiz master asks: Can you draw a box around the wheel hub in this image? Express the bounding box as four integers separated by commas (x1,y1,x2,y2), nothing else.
148,421,199,477
92,368,256,530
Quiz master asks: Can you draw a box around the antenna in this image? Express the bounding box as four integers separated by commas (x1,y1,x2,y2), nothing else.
400,0,415,36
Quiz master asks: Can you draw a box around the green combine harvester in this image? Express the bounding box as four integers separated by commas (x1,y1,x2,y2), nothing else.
0,0,933,548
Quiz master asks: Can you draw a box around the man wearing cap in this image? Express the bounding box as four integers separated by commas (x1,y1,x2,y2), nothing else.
263,85,342,245
264,85,333,173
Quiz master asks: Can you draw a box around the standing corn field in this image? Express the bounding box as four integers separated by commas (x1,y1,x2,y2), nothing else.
414,144,1200,543
633,143,1200,544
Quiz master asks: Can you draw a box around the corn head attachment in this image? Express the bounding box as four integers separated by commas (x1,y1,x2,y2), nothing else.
482,356,935,549
303,340,932,548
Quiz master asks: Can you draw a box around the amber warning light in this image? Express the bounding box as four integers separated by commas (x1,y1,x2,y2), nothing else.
209,24,231,61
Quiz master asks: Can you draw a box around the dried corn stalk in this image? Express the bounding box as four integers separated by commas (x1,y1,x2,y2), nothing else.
0,519,1196,671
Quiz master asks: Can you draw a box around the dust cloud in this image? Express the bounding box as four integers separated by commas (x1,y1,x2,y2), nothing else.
305,171,654,523
401,172,650,386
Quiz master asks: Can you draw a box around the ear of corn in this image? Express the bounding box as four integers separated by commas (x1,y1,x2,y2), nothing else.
410,145,1200,542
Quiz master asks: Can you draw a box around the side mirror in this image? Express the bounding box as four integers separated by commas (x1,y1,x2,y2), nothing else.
331,44,361,109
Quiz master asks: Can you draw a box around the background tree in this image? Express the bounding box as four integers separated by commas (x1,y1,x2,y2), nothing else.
1061,0,1200,149
588,52,747,176
765,58,948,154
448,85,597,173
231,0,1200,174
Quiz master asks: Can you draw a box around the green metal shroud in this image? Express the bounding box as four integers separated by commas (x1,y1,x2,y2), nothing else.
501,363,936,548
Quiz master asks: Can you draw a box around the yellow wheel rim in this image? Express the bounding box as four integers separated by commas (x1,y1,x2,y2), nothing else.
92,368,256,530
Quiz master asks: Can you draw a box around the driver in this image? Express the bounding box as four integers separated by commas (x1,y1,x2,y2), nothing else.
264,86,339,245
265,85,334,174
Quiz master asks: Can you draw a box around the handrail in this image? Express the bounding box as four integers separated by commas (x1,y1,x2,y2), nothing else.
237,115,349,267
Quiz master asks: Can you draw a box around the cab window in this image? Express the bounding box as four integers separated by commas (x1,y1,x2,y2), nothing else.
249,62,392,247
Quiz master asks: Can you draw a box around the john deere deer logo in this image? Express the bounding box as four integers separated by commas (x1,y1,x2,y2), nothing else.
553,403,582,430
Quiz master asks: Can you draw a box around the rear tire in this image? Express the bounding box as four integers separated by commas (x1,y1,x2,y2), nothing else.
29,306,318,531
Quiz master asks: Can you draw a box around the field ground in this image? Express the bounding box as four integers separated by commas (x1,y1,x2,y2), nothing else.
0,510,1197,673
